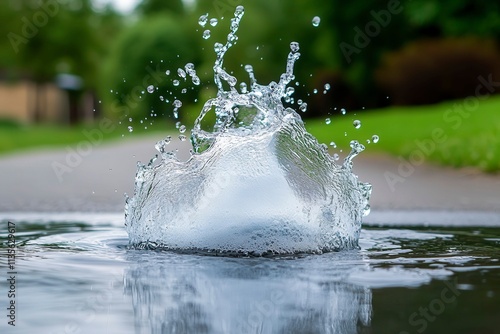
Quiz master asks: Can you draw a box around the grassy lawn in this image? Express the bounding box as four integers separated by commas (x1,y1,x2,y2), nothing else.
0,118,169,155
305,95,500,172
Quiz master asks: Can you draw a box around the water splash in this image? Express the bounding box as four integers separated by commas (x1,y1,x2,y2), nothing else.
125,6,372,255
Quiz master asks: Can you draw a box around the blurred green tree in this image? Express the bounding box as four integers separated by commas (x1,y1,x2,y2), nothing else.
0,0,124,122
135,0,185,15
99,14,200,122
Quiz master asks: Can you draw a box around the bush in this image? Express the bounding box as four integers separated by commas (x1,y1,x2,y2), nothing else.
375,38,500,105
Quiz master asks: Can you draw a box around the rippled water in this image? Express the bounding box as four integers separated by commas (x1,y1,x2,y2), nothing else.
1,213,499,334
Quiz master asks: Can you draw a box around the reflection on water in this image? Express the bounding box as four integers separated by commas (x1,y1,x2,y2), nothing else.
124,251,371,334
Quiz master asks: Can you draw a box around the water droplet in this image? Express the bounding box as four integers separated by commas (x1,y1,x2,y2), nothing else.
299,102,308,112
203,30,211,39
244,64,253,73
214,42,224,53
147,85,155,93
341,108,346,115
240,82,248,93
159,96,164,102
128,126,133,132
290,42,300,53
286,86,295,96
165,70,170,75
177,68,186,78
297,99,303,105
313,89,318,94
198,13,208,27
330,141,337,148
181,88,187,94
235,5,244,18
210,18,218,27
179,135,187,141
179,125,186,133
333,153,340,161
185,63,195,75
312,16,321,27
192,76,201,85
353,120,361,129
372,135,379,143
129,117,133,122
173,99,182,108
325,118,331,125
173,80,180,86
324,83,331,91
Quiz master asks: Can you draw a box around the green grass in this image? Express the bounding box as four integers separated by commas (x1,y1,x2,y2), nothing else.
0,118,169,155
305,95,500,172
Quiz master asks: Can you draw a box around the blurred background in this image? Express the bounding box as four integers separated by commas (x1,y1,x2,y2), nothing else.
1,0,499,171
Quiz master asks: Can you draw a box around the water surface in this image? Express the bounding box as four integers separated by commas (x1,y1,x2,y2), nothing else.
1,212,498,334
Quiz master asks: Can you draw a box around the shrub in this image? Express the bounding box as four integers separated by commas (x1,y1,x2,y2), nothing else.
375,38,500,105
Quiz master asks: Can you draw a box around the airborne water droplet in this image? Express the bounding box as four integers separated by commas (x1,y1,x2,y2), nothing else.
324,83,331,91
341,108,347,115
330,141,337,148
290,42,300,53
372,135,379,143
240,82,248,93
179,125,187,133
203,30,211,39
235,5,244,17
312,16,321,27
353,120,361,129
214,42,224,53
173,80,180,86
147,85,155,93
244,64,253,73
178,135,187,141
177,68,186,79
173,99,182,108
128,126,133,132
299,102,308,112
198,13,208,27
210,18,218,27
325,118,331,125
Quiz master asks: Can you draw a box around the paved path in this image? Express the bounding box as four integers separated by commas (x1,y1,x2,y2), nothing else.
0,135,498,213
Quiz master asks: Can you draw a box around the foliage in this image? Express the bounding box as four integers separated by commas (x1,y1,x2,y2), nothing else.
0,0,122,86
135,0,185,15
375,38,500,105
99,15,200,121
